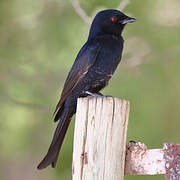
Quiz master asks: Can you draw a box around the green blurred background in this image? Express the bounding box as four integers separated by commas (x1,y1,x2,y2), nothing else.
0,0,180,179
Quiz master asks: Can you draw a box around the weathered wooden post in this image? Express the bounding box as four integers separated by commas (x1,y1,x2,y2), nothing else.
72,97,130,180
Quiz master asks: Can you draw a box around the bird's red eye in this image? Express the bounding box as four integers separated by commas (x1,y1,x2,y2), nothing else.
111,16,117,22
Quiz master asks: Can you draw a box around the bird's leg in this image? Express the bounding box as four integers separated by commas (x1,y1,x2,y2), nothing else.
94,91,113,98
85,91,103,97
85,91,112,98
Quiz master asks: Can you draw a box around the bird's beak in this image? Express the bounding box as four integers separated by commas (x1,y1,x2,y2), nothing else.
121,17,136,24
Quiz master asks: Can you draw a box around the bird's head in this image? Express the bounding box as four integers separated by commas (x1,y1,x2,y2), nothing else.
88,9,136,40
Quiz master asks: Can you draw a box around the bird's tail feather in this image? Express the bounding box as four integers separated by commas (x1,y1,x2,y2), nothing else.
37,108,73,170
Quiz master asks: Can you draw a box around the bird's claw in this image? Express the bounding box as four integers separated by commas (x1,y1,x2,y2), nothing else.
85,91,102,97
85,91,112,98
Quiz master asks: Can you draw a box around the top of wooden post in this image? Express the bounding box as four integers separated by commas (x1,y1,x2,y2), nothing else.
73,97,130,180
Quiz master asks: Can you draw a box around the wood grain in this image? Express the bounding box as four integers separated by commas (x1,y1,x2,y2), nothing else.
72,97,130,180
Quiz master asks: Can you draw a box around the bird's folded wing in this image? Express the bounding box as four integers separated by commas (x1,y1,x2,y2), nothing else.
53,41,101,121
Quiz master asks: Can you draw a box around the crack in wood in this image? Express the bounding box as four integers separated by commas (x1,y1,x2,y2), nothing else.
80,99,89,180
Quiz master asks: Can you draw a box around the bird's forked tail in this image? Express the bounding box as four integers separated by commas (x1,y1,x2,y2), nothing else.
37,107,74,170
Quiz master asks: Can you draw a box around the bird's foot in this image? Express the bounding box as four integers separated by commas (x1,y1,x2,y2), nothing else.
85,91,102,97
85,91,112,98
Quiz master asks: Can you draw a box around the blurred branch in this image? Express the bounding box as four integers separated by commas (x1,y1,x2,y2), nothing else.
71,0,92,24
123,37,151,68
118,0,131,11
71,0,131,25
124,51,149,68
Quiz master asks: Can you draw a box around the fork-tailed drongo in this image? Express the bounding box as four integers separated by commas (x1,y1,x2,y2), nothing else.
37,9,136,170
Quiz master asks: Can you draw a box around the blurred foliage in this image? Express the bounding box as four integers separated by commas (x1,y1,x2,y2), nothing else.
0,0,180,179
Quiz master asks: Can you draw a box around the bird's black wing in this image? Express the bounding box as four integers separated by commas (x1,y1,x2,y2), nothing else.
53,41,101,122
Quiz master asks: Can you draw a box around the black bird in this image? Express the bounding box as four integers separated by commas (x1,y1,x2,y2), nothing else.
37,9,136,170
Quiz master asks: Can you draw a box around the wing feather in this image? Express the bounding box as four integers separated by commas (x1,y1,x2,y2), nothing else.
53,41,101,121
